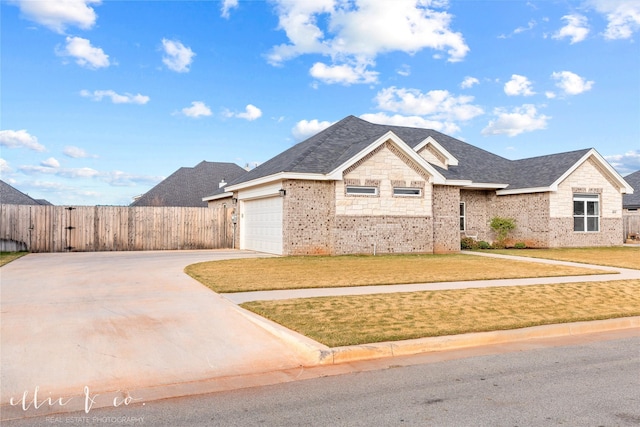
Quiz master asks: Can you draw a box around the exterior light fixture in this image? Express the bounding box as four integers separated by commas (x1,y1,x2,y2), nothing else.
279,189,286,197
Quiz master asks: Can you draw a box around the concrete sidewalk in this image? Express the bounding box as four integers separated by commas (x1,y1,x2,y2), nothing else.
224,250,640,303
0,250,323,419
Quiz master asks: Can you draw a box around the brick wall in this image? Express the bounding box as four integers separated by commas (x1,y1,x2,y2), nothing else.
282,180,335,255
491,192,551,247
549,217,623,247
333,215,433,255
433,185,460,252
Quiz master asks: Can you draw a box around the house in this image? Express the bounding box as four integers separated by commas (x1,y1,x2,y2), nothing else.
0,179,52,206
131,161,246,207
622,170,640,241
204,116,633,255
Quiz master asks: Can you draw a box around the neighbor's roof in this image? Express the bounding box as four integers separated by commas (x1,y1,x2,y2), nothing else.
0,179,50,205
623,170,640,208
131,161,246,207
225,115,598,192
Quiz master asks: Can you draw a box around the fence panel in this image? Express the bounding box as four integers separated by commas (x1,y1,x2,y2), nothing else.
0,204,233,252
624,213,640,239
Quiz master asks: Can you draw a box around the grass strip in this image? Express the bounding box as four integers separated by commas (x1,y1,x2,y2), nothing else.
0,252,28,267
185,253,611,293
241,280,640,347
489,247,639,270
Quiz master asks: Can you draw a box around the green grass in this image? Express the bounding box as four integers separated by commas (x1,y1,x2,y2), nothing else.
0,252,28,267
185,253,610,293
242,280,640,347
488,246,640,270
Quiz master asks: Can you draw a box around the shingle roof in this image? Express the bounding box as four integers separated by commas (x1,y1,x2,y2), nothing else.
623,170,640,209
0,180,47,205
227,115,595,191
131,161,246,207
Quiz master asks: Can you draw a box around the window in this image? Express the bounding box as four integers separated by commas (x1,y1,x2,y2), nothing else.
573,194,599,232
460,202,466,231
346,185,377,195
393,187,421,197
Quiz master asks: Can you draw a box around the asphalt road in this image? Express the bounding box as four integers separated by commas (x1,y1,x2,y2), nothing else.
7,332,639,427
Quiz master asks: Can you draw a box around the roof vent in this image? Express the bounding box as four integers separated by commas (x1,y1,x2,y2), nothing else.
219,179,227,189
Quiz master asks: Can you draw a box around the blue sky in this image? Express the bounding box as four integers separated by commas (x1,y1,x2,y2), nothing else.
1,0,639,206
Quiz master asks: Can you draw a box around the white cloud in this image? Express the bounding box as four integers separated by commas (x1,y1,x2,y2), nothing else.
309,61,379,85
0,129,46,152
481,104,550,137
397,64,411,77
161,38,195,73
12,0,100,33
18,164,163,187
587,0,640,40
551,71,594,95
19,165,100,178
267,0,469,84
221,0,238,19
545,91,557,99
224,104,263,121
360,112,461,135
504,74,535,96
498,20,536,39
460,76,479,89
292,119,334,141
605,150,640,174
553,14,589,44
41,157,60,168
180,101,212,118
0,158,12,174
58,36,110,69
63,146,96,158
80,89,149,104
374,86,484,122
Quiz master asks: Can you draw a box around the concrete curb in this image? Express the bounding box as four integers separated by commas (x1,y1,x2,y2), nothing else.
329,316,640,364
2,317,638,421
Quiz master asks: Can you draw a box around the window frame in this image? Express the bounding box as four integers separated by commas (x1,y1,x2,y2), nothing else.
345,185,378,196
573,193,600,232
393,187,422,197
459,202,466,231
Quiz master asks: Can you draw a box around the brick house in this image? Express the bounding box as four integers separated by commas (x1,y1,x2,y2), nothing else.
622,170,640,240
204,116,632,255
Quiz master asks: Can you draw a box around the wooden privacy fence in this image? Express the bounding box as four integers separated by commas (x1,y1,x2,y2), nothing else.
624,213,640,239
0,204,234,252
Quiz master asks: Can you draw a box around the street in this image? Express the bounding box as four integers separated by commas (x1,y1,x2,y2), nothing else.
5,331,639,426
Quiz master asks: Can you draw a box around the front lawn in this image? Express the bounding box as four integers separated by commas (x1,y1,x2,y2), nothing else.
185,253,610,293
242,280,640,347
489,247,639,270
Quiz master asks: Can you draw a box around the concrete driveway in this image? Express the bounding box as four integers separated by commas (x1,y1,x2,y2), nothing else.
0,250,323,415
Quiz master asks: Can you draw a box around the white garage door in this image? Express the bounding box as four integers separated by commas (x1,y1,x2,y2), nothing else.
241,196,283,255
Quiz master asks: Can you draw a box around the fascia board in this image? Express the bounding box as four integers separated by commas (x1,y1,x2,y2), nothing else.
225,172,328,192
463,182,509,189
550,149,634,193
202,192,233,202
413,136,459,166
326,131,448,184
496,186,551,196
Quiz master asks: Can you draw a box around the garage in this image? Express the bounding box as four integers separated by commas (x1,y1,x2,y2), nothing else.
240,196,283,255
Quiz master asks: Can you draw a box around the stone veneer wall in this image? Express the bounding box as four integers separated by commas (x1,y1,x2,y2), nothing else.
282,180,335,255
332,215,433,255
548,157,623,247
432,185,460,252
549,218,623,247
459,190,490,242
490,192,551,247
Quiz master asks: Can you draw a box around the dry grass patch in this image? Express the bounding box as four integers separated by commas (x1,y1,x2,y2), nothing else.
185,254,611,293
0,252,28,267
242,280,640,347
490,247,640,270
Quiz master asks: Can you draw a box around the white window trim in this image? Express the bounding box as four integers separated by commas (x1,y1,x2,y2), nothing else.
393,187,422,197
573,193,600,232
346,185,378,196
460,202,466,231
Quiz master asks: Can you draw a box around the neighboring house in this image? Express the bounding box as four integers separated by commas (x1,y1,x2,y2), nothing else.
203,116,633,255
622,170,640,240
131,161,246,207
0,179,51,205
